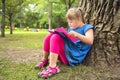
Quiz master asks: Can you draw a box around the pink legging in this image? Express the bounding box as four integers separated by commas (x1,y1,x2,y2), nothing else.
43,33,69,65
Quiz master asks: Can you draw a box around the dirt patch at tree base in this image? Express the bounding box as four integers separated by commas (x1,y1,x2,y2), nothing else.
0,49,42,64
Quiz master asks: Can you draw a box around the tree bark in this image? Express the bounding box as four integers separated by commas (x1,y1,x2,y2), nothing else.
1,0,5,37
67,0,75,11
78,0,120,67
61,0,75,11
48,1,52,30
8,13,13,34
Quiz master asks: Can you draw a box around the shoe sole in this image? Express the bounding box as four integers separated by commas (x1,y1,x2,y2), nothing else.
38,71,60,79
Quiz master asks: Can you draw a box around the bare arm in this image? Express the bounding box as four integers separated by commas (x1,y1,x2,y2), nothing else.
68,29,94,45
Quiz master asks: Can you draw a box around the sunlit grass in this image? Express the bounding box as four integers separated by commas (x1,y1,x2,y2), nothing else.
0,31,48,51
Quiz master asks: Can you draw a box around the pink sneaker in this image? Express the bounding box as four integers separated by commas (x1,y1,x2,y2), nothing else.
38,66,60,78
34,59,48,69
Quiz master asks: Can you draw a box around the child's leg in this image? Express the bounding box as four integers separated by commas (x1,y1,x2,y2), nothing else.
49,52,58,68
35,33,53,68
38,34,68,78
49,34,69,68
42,33,53,60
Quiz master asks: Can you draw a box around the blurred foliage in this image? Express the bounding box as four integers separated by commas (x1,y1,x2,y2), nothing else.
0,0,78,29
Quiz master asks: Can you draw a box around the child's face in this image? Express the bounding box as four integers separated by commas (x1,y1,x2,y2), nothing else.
67,19,80,29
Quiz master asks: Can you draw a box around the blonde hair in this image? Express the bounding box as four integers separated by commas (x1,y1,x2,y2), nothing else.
66,8,85,23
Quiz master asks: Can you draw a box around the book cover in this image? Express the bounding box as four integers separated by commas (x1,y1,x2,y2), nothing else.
48,27,78,42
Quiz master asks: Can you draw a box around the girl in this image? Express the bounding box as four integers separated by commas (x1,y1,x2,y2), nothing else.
35,8,94,78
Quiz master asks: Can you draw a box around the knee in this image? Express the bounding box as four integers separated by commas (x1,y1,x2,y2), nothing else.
50,34,62,41
44,33,52,41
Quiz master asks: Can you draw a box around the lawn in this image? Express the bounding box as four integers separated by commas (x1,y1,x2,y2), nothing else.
0,31,119,80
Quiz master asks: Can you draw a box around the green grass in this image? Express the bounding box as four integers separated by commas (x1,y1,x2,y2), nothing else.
0,31,48,51
0,57,39,80
0,57,92,80
0,31,94,80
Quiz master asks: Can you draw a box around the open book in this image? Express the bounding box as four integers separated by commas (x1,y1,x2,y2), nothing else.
48,27,78,42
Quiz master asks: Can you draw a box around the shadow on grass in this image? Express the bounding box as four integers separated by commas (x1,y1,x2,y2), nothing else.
1,57,120,80
0,57,93,80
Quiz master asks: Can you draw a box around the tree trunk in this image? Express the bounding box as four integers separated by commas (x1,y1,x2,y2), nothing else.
56,15,61,27
78,0,120,67
1,0,5,37
68,0,71,9
48,1,52,30
67,0,75,11
20,22,22,31
9,13,13,34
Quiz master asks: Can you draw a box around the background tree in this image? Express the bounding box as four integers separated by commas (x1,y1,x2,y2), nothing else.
79,0,120,67
61,0,76,11
24,11,40,28
22,0,48,29
5,0,25,34
46,0,77,29
52,1,67,28
1,0,5,37
47,0,52,29
32,0,77,29
0,0,78,35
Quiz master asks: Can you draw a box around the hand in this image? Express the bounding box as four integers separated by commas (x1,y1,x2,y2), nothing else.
68,31,78,37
